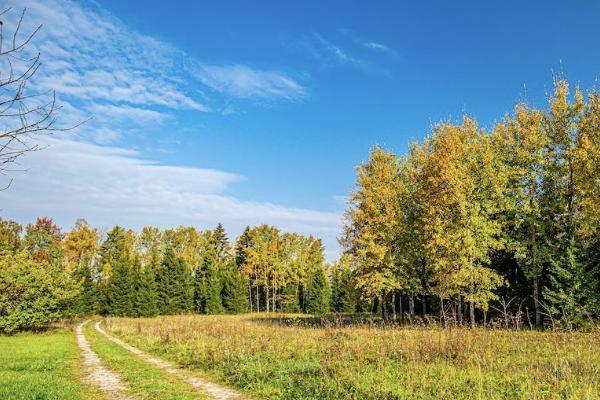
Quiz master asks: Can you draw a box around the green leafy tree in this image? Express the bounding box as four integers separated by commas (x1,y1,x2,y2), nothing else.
341,146,403,318
0,251,79,333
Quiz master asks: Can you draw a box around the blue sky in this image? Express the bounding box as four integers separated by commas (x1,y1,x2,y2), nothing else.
1,0,599,260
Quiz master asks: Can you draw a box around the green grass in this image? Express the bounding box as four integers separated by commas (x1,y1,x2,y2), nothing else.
106,314,600,400
0,328,102,400
84,321,205,400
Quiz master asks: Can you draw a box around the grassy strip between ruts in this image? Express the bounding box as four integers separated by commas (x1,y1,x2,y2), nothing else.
0,327,103,400
84,320,206,400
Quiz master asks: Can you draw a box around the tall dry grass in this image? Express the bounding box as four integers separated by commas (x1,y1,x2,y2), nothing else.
105,314,600,399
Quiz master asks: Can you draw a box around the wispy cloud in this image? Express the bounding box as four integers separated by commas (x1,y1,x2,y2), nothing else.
196,64,306,100
298,32,395,75
361,41,395,55
0,138,342,260
3,0,306,144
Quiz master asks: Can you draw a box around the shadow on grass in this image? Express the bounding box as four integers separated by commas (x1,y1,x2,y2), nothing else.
248,313,433,328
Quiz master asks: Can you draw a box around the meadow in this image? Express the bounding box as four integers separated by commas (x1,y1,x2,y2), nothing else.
0,327,102,400
105,314,600,400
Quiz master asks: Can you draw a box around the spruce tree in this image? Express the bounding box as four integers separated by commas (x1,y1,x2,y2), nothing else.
306,267,331,314
156,246,192,315
72,264,99,315
204,266,224,314
222,267,248,313
132,256,158,317
280,283,301,313
105,253,133,316
330,264,356,313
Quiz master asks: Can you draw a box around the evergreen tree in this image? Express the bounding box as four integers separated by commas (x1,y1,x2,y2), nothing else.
132,256,158,317
71,263,100,315
280,283,301,313
204,266,225,314
156,246,192,315
541,81,588,324
306,267,331,314
221,266,248,313
330,258,357,313
100,226,133,316
105,252,133,316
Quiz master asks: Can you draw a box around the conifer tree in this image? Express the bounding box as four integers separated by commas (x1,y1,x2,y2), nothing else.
105,252,133,316
541,81,588,323
221,265,248,313
280,283,301,313
132,256,158,317
306,266,331,314
156,246,192,315
100,226,133,316
330,257,357,313
204,266,225,314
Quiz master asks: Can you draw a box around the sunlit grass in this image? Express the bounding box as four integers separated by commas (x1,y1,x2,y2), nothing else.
106,314,600,399
0,328,102,400
84,321,205,399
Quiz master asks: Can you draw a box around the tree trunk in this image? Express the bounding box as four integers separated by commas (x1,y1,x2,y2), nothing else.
533,277,541,327
265,283,270,313
256,285,260,312
398,294,403,320
249,283,253,312
469,301,475,329
439,296,446,327
408,296,415,316
391,292,397,321
421,294,426,317
272,286,276,312
457,298,463,326
381,294,387,321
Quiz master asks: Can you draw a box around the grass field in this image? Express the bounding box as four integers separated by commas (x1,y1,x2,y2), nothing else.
0,327,102,400
84,321,206,399
105,314,600,400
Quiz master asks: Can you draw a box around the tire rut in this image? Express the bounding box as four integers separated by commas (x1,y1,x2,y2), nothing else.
76,321,138,400
95,321,246,400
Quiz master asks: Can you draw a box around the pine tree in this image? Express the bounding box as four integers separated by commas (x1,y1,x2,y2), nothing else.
306,266,331,314
105,252,133,316
132,256,158,317
280,283,301,313
330,258,356,313
100,226,133,316
221,266,248,313
156,246,192,315
71,263,99,315
204,266,224,314
541,81,588,324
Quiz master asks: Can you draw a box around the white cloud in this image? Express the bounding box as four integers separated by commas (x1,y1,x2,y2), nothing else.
0,138,342,260
362,41,392,54
197,64,305,100
311,33,364,67
0,0,306,145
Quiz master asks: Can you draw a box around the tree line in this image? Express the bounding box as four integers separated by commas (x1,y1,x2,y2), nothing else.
342,79,599,329
0,218,333,332
1,79,597,333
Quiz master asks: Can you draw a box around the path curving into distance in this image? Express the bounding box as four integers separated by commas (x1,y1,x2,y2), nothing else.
76,320,138,400
95,320,246,400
